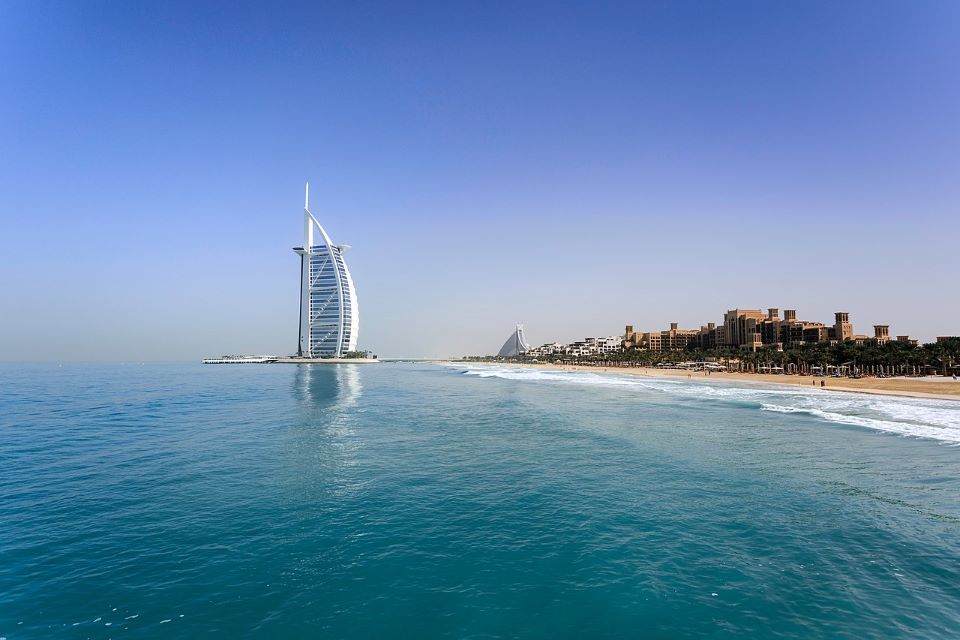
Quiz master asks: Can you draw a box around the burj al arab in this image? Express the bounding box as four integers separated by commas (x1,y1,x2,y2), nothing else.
292,184,359,358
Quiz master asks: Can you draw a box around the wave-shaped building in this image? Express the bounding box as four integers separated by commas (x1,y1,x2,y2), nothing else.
497,324,531,357
293,184,359,358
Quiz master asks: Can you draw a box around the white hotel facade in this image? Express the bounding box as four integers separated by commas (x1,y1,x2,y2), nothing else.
525,336,622,358
293,184,359,358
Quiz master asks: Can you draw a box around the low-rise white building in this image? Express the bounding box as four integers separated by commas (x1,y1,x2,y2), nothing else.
593,336,623,355
522,336,623,358
526,343,565,357
557,336,623,357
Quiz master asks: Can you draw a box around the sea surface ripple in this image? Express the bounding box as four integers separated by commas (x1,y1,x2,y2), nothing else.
1,362,958,638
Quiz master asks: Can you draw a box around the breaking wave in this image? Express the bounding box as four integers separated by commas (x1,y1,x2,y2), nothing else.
451,364,960,445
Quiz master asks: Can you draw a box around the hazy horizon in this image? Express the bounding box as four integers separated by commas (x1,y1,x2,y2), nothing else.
2,1,958,361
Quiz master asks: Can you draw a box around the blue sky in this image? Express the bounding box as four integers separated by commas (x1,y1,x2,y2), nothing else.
1,1,958,360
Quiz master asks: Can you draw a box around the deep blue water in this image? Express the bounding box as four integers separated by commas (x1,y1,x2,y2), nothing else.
1,362,958,638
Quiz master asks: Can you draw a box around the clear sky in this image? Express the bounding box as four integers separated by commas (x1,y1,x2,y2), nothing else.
1,1,958,360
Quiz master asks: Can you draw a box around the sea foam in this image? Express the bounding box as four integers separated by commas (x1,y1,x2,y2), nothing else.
454,365,960,444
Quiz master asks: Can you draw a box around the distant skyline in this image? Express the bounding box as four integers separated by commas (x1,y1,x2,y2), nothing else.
1,1,959,360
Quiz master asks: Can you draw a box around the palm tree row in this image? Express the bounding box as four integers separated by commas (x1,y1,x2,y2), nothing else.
476,337,960,376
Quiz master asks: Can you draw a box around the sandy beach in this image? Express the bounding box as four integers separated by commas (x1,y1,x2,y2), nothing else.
472,361,960,401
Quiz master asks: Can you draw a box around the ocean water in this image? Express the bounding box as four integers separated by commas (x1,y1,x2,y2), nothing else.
1,363,958,639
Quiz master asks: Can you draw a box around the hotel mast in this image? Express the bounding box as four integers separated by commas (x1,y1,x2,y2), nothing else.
293,183,359,358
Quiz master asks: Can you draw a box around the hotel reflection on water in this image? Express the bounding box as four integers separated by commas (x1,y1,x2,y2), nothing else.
293,364,363,409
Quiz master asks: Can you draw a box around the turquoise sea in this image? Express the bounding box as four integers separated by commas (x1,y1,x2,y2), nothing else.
1,362,959,638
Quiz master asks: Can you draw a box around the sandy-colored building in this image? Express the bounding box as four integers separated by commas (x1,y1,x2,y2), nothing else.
830,312,853,342
623,323,698,352
873,325,890,344
695,323,725,350
624,308,913,353
756,308,828,348
723,309,766,349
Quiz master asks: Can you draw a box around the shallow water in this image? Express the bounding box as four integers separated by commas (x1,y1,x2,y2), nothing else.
1,362,958,638
460,364,960,442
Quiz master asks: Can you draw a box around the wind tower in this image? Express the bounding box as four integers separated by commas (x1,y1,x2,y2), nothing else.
293,183,360,358
833,312,853,342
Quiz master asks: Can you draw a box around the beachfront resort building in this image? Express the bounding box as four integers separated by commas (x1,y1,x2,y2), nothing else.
623,323,699,352
524,336,622,358
498,324,532,357
525,343,566,357
293,184,359,358
512,307,920,360
623,308,914,353
571,336,623,356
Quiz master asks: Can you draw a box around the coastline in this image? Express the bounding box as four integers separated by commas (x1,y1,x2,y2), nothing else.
465,361,960,401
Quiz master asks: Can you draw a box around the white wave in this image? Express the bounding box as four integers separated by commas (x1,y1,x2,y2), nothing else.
453,364,960,444
458,366,644,387
759,403,960,443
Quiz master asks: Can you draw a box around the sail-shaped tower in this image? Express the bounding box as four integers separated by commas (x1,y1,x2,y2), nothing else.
293,184,359,358
497,324,530,357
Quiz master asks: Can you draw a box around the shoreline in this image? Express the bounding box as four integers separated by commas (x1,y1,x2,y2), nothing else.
465,361,960,402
